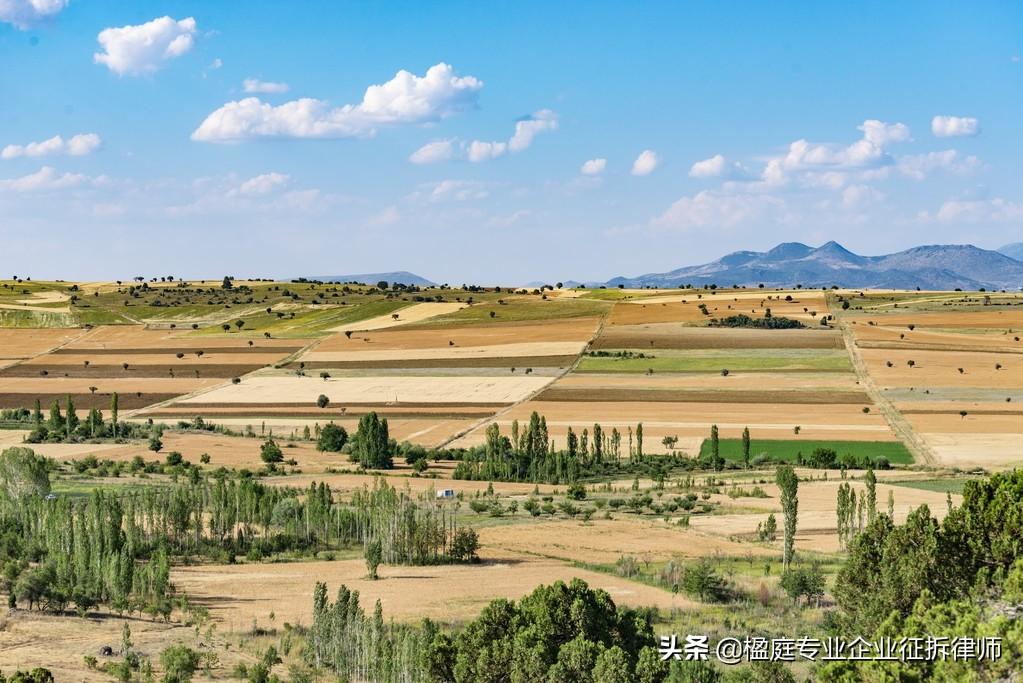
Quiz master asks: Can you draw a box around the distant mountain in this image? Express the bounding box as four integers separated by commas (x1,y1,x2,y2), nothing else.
998,243,1023,261
604,242,1023,290
299,271,435,286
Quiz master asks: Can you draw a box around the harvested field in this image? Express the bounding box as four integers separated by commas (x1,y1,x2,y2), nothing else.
847,310,1023,329
554,371,862,392
0,377,221,394
859,348,1023,388
19,351,288,366
312,317,600,353
175,374,554,406
0,328,83,358
852,323,1023,352
918,433,1023,469
536,386,870,404
326,302,466,332
592,324,844,350
606,293,828,325
139,405,495,420
173,553,678,626
292,356,578,369
577,348,852,373
450,400,894,452
68,325,310,350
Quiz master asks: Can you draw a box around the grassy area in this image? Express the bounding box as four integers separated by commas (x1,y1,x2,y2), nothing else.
577,348,853,373
699,438,914,464
886,477,978,494
416,296,611,326
0,309,77,327
188,299,409,338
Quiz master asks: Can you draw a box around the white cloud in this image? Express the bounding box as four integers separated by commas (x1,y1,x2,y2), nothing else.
243,78,290,94
897,150,980,180
2,133,101,160
935,197,1023,223
931,115,980,138
631,149,659,176
858,119,911,146
0,0,67,29
193,63,482,142
0,166,100,192
841,184,884,208
209,58,223,70
467,140,507,162
580,158,606,175
688,154,750,179
653,189,783,229
94,16,198,76
367,206,401,226
467,110,558,163
409,139,454,164
426,179,489,202
236,172,290,195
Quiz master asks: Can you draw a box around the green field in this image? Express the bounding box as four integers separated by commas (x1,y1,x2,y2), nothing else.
577,348,853,373
416,296,611,326
699,438,914,465
887,477,978,494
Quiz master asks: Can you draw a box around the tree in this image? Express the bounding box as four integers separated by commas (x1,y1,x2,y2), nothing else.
160,644,200,682
110,392,119,437
742,426,751,469
221,276,233,290
316,394,330,409
0,447,50,498
260,438,283,464
681,559,727,602
316,423,348,452
780,565,825,607
148,435,163,453
449,528,480,563
775,465,799,570
235,319,245,330
353,412,392,469
365,539,382,579
865,468,877,524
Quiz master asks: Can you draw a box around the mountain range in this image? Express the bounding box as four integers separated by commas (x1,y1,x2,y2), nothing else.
299,271,435,286
604,242,1023,290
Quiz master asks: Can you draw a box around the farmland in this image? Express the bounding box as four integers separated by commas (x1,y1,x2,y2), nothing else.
0,279,1020,681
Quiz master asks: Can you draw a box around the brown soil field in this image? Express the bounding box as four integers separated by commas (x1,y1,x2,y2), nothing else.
555,371,862,391
176,375,555,406
270,469,565,497
852,324,1023,352
0,328,83,358
535,386,870,404
302,341,586,362
172,553,680,627
291,356,578,370
51,345,304,355
0,392,178,410
19,352,288,367
860,348,1023,388
0,363,271,379
593,324,843,350
140,405,495,420
0,430,135,459
68,325,311,350
313,317,600,353
847,310,1023,329
906,412,1023,434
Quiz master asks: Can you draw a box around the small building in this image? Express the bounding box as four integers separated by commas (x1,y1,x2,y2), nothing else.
436,489,455,499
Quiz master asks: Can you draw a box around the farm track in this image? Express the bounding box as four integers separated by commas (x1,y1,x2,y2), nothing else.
839,320,935,464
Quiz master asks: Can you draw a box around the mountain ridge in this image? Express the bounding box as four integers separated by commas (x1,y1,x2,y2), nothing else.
603,243,1023,290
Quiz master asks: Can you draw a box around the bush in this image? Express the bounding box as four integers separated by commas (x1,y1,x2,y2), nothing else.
449,527,480,562
160,645,200,682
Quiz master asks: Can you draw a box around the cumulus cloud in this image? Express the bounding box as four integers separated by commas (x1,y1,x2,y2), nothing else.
688,154,751,180
652,190,783,229
410,139,455,164
858,119,911,146
841,184,884,208
935,197,1023,223
243,78,289,94
236,172,290,195
0,0,67,29
467,110,558,163
2,133,101,160
580,158,606,175
0,166,102,192
897,150,980,180
931,115,980,138
193,63,482,142
631,150,659,176
94,16,198,76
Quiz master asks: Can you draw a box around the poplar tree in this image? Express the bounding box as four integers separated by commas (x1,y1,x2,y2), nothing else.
775,465,799,570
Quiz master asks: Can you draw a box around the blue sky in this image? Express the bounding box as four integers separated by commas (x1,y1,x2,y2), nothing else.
1,1,1021,283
